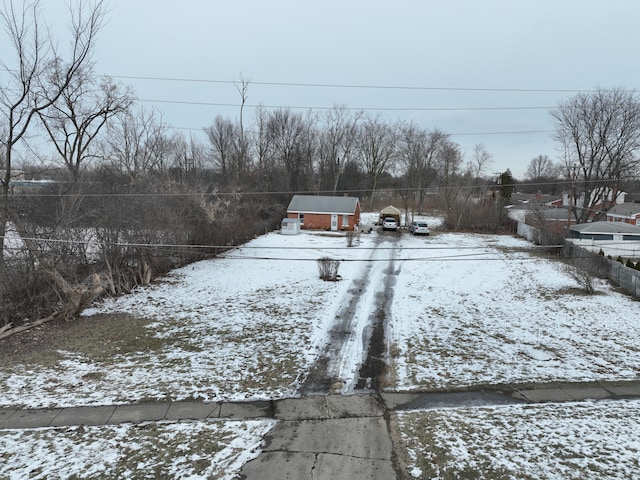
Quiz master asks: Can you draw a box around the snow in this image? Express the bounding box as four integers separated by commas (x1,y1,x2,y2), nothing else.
389,231,640,389
2,212,640,478
398,399,640,479
3,217,639,401
0,419,275,480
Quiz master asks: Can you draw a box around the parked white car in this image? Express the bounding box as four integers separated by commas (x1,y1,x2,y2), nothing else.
382,217,399,231
409,221,430,235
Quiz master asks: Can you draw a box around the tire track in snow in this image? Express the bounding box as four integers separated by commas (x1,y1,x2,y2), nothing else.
300,231,400,395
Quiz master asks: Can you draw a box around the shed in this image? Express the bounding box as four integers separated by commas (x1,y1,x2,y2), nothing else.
281,218,301,235
379,205,401,225
286,195,361,231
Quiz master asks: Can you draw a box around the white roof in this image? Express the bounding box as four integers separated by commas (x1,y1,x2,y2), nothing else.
569,221,640,234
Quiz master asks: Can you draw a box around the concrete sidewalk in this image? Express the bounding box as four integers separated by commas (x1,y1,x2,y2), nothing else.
2,380,640,430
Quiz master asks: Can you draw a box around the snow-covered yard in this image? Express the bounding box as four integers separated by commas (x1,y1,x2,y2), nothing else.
2,214,640,479
1,229,375,408
0,419,275,480
390,232,640,390
398,399,640,479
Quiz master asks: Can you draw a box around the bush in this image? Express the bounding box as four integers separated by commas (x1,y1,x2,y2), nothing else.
316,257,341,281
558,247,610,294
345,230,359,247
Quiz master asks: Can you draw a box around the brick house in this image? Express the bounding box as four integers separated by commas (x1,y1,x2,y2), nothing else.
606,203,640,226
286,195,361,231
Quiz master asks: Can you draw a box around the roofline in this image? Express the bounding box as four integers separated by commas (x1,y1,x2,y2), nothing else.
288,210,357,215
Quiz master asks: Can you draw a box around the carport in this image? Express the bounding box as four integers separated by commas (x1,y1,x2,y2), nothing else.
379,205,401,225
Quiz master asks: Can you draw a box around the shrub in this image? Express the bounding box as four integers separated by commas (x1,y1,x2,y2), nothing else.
558,248,610,294
345,230,359,247
316,257,341,281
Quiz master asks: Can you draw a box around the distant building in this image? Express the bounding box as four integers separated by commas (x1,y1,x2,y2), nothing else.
606,203,640,226
286,195,361,231
566,221,640,259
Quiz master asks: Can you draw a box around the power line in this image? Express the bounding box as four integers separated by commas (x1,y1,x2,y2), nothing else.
136,97,554,112
109,74,596,94
172,124,554,137
0,234,570,262
0,234,560,251
5,175,626,198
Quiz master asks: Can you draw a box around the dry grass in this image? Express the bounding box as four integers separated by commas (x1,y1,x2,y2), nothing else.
0,314,157,368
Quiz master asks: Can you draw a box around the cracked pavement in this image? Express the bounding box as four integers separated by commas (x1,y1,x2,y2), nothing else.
239,394,398,479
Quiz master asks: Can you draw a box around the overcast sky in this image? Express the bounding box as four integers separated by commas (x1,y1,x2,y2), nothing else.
36,0,640,178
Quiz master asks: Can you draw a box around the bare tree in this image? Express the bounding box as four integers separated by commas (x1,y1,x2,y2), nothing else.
104,106,172,180
171,132,205,181
38,72,132,180
234,75,251,178
557,247,610,294
317,105,361,194
551,87,640,223
0,0,106,310
354,115,398,209
205,115,237,184
397,123,445,222
252,105,274,192
267,108,316,193
204,113,252,186
435,139,464,212
525,154,554,181
451,143,493,230
470,143,493,179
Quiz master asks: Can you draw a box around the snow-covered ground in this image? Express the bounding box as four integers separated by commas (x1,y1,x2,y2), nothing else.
2,213,640,479
389,231,640,390
398,399,640,479
0,419,275,480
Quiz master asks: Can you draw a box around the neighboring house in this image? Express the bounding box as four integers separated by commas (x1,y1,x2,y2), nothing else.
286,195,361,231
606,203,640,226
564,190,626,221
566,221,640,259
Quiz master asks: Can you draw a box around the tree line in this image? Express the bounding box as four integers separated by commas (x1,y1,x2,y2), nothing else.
3,1,640,331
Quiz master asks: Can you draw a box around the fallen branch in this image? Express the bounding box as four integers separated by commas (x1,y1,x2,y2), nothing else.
0,323,14,336
0,312,59,340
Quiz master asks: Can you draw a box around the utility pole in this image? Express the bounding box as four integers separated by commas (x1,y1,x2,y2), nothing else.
567,163,578,227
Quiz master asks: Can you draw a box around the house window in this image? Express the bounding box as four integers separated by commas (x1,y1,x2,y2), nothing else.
342,215,349,227
298,213,304,225
582,233,614,240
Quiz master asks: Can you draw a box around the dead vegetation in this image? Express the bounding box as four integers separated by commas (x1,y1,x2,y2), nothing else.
316,257,342,281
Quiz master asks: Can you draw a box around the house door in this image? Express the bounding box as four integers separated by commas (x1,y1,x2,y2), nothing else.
330,214,338,231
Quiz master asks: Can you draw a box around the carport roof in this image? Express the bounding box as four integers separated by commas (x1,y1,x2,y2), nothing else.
287,195,360,214
379,205,401,215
